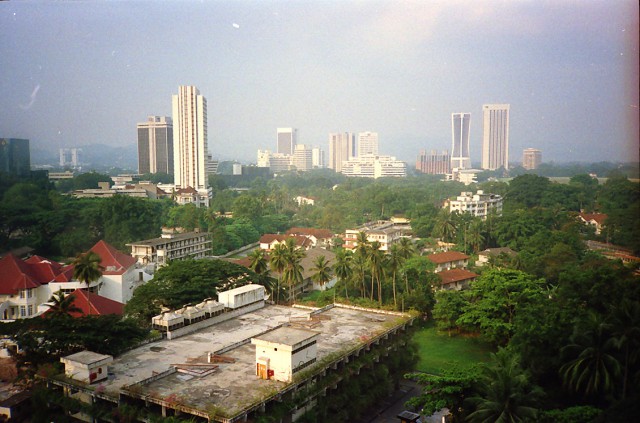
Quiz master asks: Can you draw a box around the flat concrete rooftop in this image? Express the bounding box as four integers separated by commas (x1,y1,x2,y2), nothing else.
99,304,410,419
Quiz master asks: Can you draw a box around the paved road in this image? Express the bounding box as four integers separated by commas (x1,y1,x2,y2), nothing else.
358,380,447,423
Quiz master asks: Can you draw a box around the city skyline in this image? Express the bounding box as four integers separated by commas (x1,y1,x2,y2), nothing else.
0,1,638,165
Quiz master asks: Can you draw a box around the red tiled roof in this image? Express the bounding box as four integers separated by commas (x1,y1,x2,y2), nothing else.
285,227,334,239
176,186,198,194
427,251,469,264
578,212,608,225
23,255,64,282
90,240,136,275
259,234,311,248
437,268,478,285
43,289,124,317
0,254,41,295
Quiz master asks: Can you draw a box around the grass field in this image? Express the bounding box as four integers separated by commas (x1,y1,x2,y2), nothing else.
413,323,495,375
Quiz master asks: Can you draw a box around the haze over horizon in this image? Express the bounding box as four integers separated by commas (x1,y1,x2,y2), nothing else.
1,1,638,165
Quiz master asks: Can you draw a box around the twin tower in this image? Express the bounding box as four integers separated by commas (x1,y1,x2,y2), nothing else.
452,104,510,171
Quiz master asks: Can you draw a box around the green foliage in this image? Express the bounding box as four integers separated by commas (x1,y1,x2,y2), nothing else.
466,349,543,423
407,365,481,421
1,315,147,372
539,405,602,423
125,259,260,325
457,269,546,346
433,290,467,336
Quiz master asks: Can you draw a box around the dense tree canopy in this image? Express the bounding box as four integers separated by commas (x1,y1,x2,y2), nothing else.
124,259,261,325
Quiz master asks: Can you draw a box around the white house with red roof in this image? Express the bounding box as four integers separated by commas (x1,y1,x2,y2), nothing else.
578,212,608,235
258,234,312,252
436,268,478,291
426,251,470,272
284,228,335,249
0,241,144,321
88,240,140,304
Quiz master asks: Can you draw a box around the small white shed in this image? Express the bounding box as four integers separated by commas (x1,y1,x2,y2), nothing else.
60,350,113,384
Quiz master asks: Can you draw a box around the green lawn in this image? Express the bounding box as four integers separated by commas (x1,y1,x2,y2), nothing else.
413,324,495,375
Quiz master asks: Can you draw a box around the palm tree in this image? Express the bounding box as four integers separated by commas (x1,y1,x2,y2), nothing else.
281,238,306,303
269,243,288,304
560,312,621,398
610,299,640,399
72,251,103,315
248,249,268,275
46,290,81,318
354,232,370,298
397,238,415,294
433,209,458,243
333,249,353,300
351,251,368,299
467,349,542,423
467,218,485,253
368,241,385,304
387,244,403,307
311,255,332,290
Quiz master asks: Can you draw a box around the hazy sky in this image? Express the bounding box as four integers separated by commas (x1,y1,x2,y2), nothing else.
1,0,638,164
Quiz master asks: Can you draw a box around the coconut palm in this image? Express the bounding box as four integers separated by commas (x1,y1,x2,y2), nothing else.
269,243,288,304
72,251,103,315
311,255,332,290
387,244,404,307
467,349,542,423
351,251,368,298
467,218,486,253
433,209,458,243
281,238,306,303
354,232,370,298
396,237,416,294
248,248,268,275
560,312,621,398
46,290,81,318
333,249,353,299
610,299,640,399
368,241,385,304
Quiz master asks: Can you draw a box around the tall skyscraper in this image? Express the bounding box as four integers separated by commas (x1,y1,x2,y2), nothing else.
277,128,297,155
172,86,208,191
0,138,30,177
357,131,379,156
292,144,312,171
451,113,471,169
481,104,510,170
522,148,542,170
137,116,173,175
59,148,82,168
311,146,325,168
328,132,356,172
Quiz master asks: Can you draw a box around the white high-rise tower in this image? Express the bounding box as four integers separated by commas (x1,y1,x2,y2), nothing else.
451,113,471,169
481,104,510,170
357,131,378,157
172,86,209,191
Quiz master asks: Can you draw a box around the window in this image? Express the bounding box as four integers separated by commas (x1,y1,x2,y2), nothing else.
28,305,33,316
19,290,25,299
20,306,26,317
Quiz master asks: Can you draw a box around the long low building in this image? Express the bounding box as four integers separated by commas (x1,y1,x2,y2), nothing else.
46,303,415,422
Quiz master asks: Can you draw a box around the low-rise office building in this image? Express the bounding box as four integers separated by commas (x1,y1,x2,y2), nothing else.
446,190,503,218
49,301,416,422
127,229,211,267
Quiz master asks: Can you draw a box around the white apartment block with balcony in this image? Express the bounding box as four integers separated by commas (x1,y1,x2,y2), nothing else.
448,190,503,218
341,155,407,179
127,229,211,268
343,220,406,251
